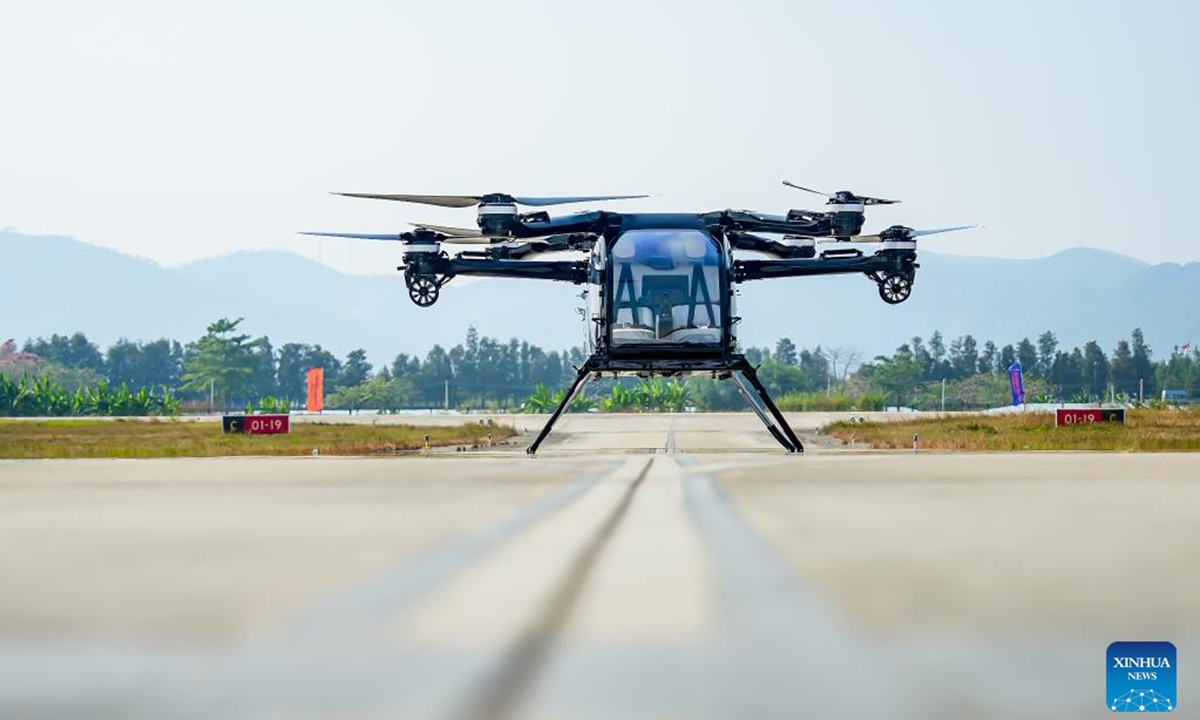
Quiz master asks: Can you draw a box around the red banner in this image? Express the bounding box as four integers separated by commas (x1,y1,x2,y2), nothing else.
306,367,324,412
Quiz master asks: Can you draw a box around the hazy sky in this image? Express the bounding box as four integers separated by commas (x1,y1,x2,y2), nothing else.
2,0,1197,273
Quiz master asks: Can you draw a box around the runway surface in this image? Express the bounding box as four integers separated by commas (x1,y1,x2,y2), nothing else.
1,413,1197,719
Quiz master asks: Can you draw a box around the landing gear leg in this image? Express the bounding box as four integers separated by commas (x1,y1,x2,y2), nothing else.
730,362,804,453
526,367,593,455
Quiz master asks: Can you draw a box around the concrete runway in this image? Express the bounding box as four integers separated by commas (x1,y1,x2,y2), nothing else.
0,413,1197,719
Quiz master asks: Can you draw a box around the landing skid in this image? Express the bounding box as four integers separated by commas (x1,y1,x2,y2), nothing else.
525,354,803,455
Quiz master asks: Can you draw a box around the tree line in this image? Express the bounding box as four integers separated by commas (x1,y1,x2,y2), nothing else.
5,321,1198,413
858,328,1199,409
4,321,579,411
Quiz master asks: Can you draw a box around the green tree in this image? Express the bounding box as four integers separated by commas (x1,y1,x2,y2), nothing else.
105,338,182,390
928,331,946,367
416,344,453,407
910,336,931,379
1048,350,1082,398
180,318,265,409
1110,339,1137,396
979,340,998,375
758,360,807,396
275,343,341,402
247,336,277,400
998,343,1016,371
24,332,105,372
1036,331,1058,377
861,343,922,408
744,346,772,366
1081,341,1110,398
276,343,309,401
948,335,976,379
774,338,798,366
799,347,830,390
1156,347,1199,397
341,349,373,388
391,353,420,379
1130,328,1155,397
1016,338,1039,376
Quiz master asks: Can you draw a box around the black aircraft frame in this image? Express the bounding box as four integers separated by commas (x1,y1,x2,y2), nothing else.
305,184,977,454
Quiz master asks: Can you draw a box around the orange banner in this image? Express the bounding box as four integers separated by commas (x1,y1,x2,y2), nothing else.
305,367,324,413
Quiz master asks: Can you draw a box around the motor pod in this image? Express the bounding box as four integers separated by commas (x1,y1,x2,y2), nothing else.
476,202,518,237
779,235,816,258
878,225,917,251
826,200,866,237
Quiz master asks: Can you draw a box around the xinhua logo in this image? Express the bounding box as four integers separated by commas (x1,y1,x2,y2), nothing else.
1108,641,1176,712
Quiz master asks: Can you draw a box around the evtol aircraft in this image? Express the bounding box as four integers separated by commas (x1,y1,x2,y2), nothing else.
305,182,977,453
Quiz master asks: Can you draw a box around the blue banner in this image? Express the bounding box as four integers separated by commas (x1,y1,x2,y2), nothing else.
1008,363,1025,406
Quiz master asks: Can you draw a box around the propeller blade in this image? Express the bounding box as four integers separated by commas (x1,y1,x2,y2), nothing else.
817,225,981,243
510,194,648,207
819,235,881,243
911,224,982,237
333,192,647,208
781,180,835,198
440,236,499,245
299,231,402,241
410,222,484,238
334,193,482,208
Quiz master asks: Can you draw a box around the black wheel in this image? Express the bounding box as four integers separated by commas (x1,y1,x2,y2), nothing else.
408,276,439,307
878,273,912,304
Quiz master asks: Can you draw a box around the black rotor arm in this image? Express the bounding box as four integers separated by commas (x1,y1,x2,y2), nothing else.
703,209,832,238
504,211,616,239
453,233,598,261
734,249,917,283
727,232,813,259
405,252,588,284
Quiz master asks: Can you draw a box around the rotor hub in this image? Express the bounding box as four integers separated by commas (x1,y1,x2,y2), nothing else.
476,202,518,237
828,204,866,236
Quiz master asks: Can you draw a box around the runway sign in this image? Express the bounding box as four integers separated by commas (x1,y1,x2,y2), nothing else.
222,414,291,435
1055,408,1125,426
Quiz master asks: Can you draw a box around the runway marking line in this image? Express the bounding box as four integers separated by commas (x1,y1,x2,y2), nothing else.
443,457,653,720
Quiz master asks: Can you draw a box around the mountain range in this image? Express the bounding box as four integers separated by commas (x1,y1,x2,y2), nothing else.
4,230,1198,365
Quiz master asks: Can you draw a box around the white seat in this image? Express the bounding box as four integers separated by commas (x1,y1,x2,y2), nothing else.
612,326,656,343
614,306,654,328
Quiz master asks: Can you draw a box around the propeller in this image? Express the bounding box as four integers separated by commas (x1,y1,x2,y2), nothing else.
299,224,491,244
299,231,403,241
782,180,899,206
819,224,982,243
410,223,485,239
333,192,648,208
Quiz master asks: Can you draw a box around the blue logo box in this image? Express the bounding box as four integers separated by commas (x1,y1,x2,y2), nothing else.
1108,641,1176,712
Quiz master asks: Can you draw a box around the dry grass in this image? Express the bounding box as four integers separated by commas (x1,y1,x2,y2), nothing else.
0,419,517,459
824,408,1200,452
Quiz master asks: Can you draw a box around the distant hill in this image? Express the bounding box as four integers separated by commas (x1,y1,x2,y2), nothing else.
3,230,1198,364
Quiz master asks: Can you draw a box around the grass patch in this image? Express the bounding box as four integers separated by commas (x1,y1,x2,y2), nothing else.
825,408,1200,452
0,419,516,459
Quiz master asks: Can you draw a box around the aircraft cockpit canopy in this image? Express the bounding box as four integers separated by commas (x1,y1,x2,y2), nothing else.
609,229,722,347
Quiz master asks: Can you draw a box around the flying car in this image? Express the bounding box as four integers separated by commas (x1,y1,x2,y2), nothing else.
304,182,978,454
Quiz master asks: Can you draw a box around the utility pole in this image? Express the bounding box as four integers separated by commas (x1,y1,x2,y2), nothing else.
941,378,946,413
444,379,449,410
1139,378,1144,405
209,378,214,415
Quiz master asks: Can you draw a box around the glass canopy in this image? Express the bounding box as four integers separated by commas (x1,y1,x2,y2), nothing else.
609,229,722,346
